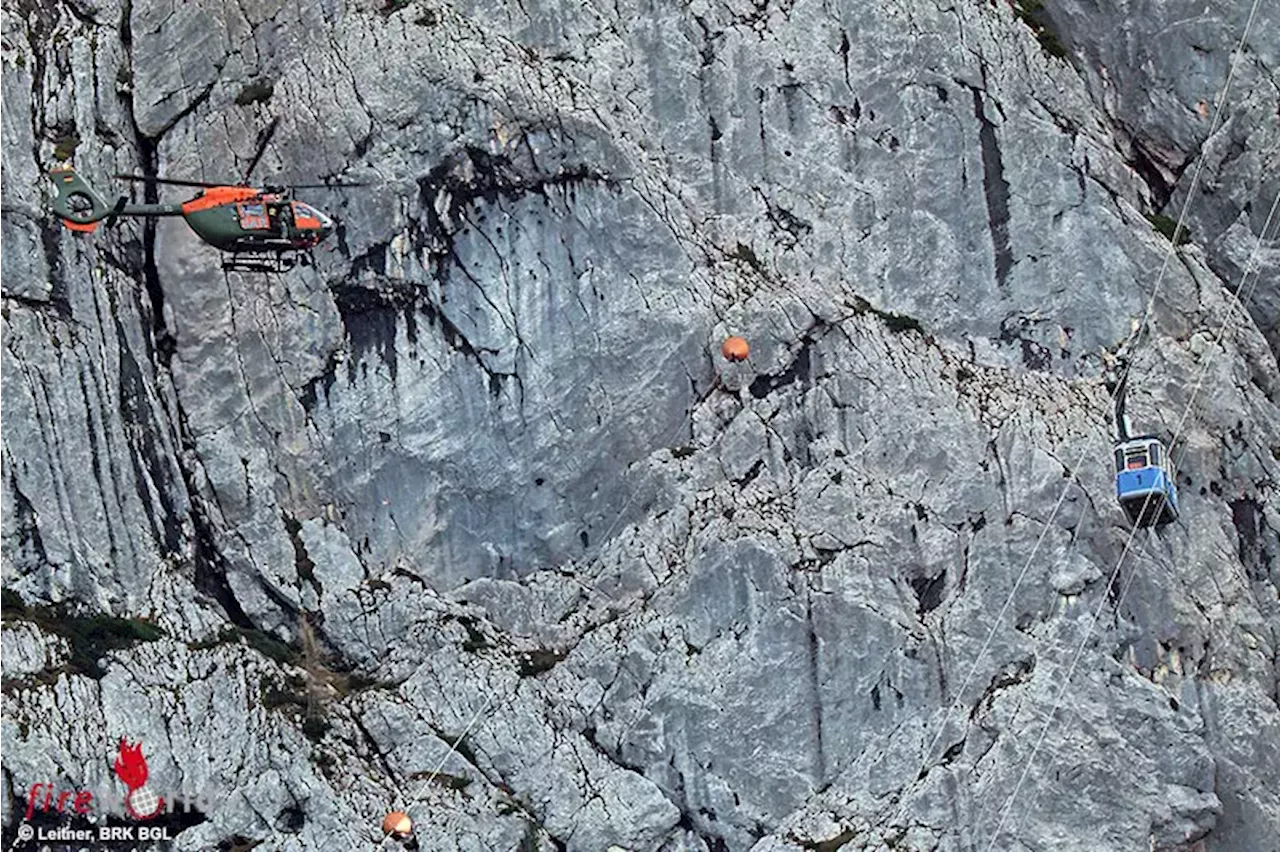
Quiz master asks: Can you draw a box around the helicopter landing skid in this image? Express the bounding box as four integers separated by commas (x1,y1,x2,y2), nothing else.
222,252,299,274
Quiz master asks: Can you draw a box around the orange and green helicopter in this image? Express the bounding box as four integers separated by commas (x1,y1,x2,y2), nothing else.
48,120,362,273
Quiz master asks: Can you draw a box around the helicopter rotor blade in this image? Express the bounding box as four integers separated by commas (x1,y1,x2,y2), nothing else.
280,181,372,189
242,117,280,185
114,173,225,189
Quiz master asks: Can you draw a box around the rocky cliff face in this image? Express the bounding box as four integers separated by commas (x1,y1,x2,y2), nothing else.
3,0,1278,850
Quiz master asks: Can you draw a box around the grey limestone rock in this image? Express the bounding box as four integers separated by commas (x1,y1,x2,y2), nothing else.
3,0,1279,850
0,621,69,677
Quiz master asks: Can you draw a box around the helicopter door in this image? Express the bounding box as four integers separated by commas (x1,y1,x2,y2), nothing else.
274,202,295,237
236,202,270,231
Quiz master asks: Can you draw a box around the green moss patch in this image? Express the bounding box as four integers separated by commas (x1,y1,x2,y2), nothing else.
1011,0,1069,59
2,588,27,615
51,131,80,161
2,596,165,679
234,79,275,106
64,616,163,676
1147,213,1192,246
846,295,927,336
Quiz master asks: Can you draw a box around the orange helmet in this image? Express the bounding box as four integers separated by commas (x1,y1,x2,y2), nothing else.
721,336,750,362
382,811,413,837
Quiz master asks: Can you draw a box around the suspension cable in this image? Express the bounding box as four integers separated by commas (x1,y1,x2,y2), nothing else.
983,184,1277,849
898,0,1264,826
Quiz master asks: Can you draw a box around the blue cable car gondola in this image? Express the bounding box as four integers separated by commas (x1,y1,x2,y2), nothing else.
1113,436,1179,526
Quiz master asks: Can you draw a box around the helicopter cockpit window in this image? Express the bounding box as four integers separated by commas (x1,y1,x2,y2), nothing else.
237,202,269,231
292,203,322,227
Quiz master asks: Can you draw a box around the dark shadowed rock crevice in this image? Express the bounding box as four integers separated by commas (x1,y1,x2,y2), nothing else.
971,86,1014,289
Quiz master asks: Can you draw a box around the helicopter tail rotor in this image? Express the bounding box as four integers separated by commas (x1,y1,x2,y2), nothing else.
48,167,113,232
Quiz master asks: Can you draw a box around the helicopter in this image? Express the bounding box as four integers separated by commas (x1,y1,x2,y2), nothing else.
47,119,361,273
